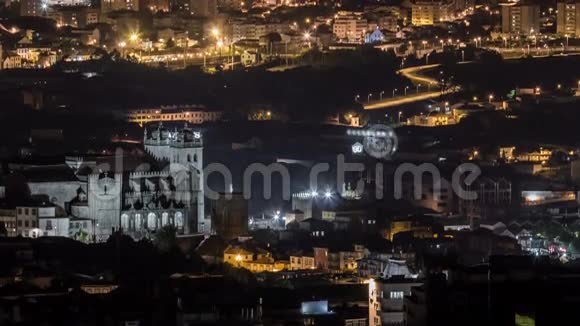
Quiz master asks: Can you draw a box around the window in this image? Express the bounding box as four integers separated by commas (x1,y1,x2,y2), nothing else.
17,220,22,227
46,220,53,230
31,208,37,215
25,221,29,228
25,208,29,215
390,291,404,299
17,208,22,215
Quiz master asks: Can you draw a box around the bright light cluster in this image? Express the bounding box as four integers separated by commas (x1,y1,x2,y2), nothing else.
347,129,391,137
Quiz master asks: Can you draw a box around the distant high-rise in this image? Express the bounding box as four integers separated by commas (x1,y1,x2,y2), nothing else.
101,0,139,12
501,2,540,35
190,0,216,17
211,193,249,239
20,0,44,17
411,0,453,26
20,0,90,16
557,1,580,36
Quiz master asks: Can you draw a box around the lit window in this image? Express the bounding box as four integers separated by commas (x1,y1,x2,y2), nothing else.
390,291,404,299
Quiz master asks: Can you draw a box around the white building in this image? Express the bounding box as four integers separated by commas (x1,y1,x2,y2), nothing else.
501,2,540,35
289,255,316,270
333,11,367,43
125,105,223,125
15,205,40,237
557,1,580,36
411,0,453,26
369,277,423,326
241,50,260,66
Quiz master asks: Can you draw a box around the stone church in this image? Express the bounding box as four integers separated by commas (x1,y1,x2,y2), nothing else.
26,123,206,242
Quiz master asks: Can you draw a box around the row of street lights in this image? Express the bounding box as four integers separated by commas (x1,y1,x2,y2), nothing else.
356,84,428,103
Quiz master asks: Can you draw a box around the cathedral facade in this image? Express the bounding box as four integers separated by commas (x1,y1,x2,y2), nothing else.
86,123,205,241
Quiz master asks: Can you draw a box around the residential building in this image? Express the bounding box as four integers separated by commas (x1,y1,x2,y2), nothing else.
2,52,22,69
411,0,453,26
15,206,39,238
289,254,316,270
333,11,367,43
15,45,54,67
501,2,540,35
102,0,139,12
223,244,285,272
0,208,17,237
557,1,580,36
241,50,260,66
369,277,423,326
231,19,288,41
68,217,94,243
407,113,457,127
49,6,99,28
385,219,433,242
314,244,366,273
190,0,217,17
125,106,223,125
399,175,456,214
20,0,44,17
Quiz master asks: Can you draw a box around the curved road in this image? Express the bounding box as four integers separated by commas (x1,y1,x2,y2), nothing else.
364,64,443,110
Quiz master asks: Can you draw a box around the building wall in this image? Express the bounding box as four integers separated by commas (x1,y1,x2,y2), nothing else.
0,209,17,237
211,193,248,239
88,173,122,242
369,279,423,326
412,1,451,26
16,206,39,237
333,11,367,43
28,181,84,212
501,4,540,35
38,217,69,237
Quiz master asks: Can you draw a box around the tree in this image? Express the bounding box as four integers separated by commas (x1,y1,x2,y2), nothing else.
0,222,7,237
570,238,580,254
154,225,177,253
166,38,175,49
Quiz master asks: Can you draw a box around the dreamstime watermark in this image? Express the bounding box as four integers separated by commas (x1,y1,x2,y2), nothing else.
85,148,482,203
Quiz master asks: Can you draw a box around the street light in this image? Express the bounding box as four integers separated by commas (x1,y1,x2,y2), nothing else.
398,111,403,123
488,94,494,103
422,40,427,50
367,93,373,103
416,84,421,94
355,94,360,102
392,88,397,97
380,90,385,100
212,28,219,38
404,86,409,96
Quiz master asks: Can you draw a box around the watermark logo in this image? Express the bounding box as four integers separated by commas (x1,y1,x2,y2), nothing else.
347,124,398,159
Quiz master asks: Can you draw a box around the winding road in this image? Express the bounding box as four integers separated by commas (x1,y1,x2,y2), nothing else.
363,64,444,110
